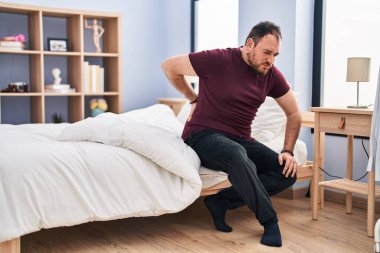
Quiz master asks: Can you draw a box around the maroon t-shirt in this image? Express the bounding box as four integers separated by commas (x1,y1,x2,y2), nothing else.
182,48,290,140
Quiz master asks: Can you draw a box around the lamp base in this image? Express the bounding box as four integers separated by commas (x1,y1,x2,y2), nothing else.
347,105,368,109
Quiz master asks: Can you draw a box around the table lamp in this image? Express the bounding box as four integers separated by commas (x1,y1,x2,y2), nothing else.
346,57,371,108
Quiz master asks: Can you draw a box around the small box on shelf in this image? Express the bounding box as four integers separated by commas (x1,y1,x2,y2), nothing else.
0,40,25,51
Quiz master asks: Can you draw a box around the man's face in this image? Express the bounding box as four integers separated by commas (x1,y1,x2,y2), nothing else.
246,34,280,76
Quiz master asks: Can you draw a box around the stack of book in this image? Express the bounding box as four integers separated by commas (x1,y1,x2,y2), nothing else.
45,84,75,93
0,41,25,51
83,61,105,93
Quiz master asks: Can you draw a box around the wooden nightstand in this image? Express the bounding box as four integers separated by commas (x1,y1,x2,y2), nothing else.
157,98,187,116
311,107,378,237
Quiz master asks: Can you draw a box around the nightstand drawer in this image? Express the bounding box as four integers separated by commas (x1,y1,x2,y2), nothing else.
319,112,372,136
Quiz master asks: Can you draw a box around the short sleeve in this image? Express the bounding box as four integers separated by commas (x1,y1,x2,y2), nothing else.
189,49,223,78
267,66,290,98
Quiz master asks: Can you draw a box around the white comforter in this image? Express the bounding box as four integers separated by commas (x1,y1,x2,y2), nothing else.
0,105,202,242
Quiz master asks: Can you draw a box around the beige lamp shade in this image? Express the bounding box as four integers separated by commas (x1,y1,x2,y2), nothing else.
346,57,371,82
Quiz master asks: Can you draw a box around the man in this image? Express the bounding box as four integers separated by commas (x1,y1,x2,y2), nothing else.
161,21,301,247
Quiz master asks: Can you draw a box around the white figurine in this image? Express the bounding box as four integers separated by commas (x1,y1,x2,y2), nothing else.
84,19,105,53
45,68,74,93
52,68,62,85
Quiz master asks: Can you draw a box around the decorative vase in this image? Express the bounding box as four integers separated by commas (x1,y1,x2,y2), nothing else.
91,108,104,117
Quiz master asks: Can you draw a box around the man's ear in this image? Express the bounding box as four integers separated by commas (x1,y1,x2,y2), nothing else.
246,38,255,49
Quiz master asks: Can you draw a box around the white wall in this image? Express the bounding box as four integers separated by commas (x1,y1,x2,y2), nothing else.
323,136,370,181
161,0,191,98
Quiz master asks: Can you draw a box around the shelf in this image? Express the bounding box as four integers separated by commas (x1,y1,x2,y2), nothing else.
44,92,81,96
157,97,187,103
0,92,42,96
84,52,118,57
0,3,121,124
0,49,41,54
85,92,119,96
319,178,380,196
0,4,38,14
43,51,81,56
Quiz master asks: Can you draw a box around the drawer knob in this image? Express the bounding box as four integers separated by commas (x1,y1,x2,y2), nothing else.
338,117,345,129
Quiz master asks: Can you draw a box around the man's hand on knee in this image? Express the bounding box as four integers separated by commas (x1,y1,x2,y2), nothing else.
278,153,298,178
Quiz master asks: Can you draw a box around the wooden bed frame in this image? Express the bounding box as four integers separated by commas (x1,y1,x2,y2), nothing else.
0,112,317,253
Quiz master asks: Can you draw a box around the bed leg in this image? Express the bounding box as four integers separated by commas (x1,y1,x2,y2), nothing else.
0,237,20,253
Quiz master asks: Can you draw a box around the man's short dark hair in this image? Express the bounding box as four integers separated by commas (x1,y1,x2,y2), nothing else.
245,21,282,45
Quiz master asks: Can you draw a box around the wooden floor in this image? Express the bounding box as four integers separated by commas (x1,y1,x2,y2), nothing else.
21,197,376,253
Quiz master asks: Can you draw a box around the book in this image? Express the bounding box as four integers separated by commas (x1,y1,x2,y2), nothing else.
45,88,76,93
45,84,71,90
99,67,104,92
0,41,25,47
83,61,89,93
91,65,98,93
88,64,92,93
0,45,24,51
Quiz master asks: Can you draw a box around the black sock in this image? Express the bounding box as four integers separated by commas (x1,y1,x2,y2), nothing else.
204,195,233,232
260,222,282,247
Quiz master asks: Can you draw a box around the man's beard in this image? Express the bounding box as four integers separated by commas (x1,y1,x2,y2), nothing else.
246,52,270,76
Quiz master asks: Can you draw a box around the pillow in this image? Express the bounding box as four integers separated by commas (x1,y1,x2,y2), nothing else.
252,90,300,142
176,101,191,125
251,96,286,142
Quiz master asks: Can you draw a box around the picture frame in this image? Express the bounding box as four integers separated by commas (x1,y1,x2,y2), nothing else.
47,38,68,52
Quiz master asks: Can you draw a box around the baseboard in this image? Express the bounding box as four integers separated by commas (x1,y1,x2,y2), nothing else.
275,186,309,199
276,186,380,213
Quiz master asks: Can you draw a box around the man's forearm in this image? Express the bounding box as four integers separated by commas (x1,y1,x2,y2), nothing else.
283,112,301,152
161,56,198,102
165,72,197,102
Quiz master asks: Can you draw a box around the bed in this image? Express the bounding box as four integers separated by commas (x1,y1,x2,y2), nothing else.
0,97,309,252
